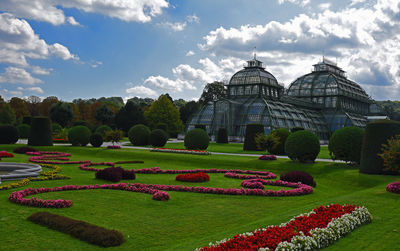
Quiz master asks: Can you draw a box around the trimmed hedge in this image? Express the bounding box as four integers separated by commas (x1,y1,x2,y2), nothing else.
280,170,316,187
266,128,290,155
17,124,30,139
243,124,264,151
216,128,228,143
329,126,364,164
95,125,112,137
149,129,168,147
285,130,320,163
95,167,136,182
68,126,91,146
28,212,125,247
128,124,150,146
28,117,53,146
360,120,400,174
0,125,19,144
89,133,103,147
184,128,209,150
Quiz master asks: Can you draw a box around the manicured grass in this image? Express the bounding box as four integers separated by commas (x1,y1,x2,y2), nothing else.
0,144,399,250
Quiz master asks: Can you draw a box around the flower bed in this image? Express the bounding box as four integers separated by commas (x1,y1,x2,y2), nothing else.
53,138,69,143
27,151,90,165
259,155,277,160
197,204,372,251
107,145,121,149
387,181,400,194
151,148,211,155
176,172,210,182
0,151,14,158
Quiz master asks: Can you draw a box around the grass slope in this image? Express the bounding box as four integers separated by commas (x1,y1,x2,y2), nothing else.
0,144,398,250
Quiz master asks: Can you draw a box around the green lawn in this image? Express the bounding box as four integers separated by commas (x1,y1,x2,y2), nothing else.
0,144,399,250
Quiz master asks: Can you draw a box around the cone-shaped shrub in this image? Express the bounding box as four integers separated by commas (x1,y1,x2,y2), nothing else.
28,117,53,146
0,125,19,144
184,128,209,150
128,124,150,146
216,128,228,143
285,130,320,163
149,129,168,147
360,120,400,174
329,126,364,164
90,133,103,147
68,126,91,146
243,124,264,151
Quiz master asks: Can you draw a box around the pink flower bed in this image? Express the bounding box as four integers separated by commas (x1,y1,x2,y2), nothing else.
151,148,211,155
79,162,115,171
387,181,400,194
27,151,90,165
107,145,121,149
258,155,277,160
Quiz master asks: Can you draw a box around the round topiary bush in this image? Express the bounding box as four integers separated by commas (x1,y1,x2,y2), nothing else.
128,124,150,146
51,123,62,135
194,124,207,131
149,129,168,147
360,120,400,174
90,133,103,147
216,128,228,143
266,128,290,155
68,125,91,146
28,117,53,146
243,124,264,151
17,124,30,139
328,126,364,164
285,130,320,163
95,125,112,137
280,171,316,187
0,125,19,144
72,120,91,129
184,128,209,150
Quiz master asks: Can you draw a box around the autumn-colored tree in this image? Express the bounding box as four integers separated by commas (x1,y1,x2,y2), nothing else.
70,103,81,122
39,96,58,116
88,101,104,126
9,97,30,119
77,101,90,121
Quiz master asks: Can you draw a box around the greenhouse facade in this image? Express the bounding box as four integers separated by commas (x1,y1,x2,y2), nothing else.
188,56,378,141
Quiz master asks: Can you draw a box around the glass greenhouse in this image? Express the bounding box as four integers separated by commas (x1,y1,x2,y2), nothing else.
188,56,377,141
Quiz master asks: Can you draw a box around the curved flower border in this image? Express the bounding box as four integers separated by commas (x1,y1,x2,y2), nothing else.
197,204,372,251
27,151,90,165
151,148,211,155
387,181,400,194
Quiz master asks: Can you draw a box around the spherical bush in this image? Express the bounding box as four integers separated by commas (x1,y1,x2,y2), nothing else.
28,117,53,146
0,125,19,144
266,128,290,155
149,129,168,147
280,171,316,187
184,128,209,150
17,124,30,139
328,126,364,164
128,124,150,146
95,125,112,137
285,130,320,163
72,120,91,128
90,133,103,147
68,125,91,146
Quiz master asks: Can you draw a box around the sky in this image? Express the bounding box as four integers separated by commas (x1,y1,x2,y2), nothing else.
0,0,399,102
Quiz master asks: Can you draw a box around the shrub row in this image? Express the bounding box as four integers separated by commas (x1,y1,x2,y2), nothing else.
128,124,168,147
28,212,125,247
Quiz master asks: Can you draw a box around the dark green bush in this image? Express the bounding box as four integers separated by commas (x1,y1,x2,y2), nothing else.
17,124,30,139
184,128,209,150
285,130,320,163
28,212,125,247
51,123,62,135
95,125,112,137
128,124,150,146
216,128,228,143
280,171,316,187
0,125,19,144
243,124,264,151
68,126,91,146
290,127,304,133
72,120,90,129
28,117,53,146
194,124,207,131
90,133,103,147
149,129,168,147
329,126,364,164
22,116,31,125
156,123,168,132
266,128,290,155
360,120,400,174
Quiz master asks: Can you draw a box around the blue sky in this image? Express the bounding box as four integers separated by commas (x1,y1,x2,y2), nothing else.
0,0,399,102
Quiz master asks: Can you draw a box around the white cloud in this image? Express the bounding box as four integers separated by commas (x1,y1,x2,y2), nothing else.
126,85,158,98
186,14,200,23
186,50,195,56
89,61,103,68
31,66,52,75
158,21,187,31
278,0,310,6
318,3,331,10
0,67,42,85
25,87,44,94
350,0,367,6
49,43,79,60
1,0,169,25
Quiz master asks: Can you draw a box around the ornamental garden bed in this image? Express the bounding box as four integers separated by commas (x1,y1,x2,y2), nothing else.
151,147,211,155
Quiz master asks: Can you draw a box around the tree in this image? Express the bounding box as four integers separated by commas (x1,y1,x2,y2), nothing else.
104,129,124,146
9,97,29,119
199,81,227,105
88,102,104,126
180,101,200,125
25,95,41,116
70,103,81,122
40,96,58,116
49,102,74,127
115,101,144,133
94,104,115,125
77,101,90,121
144,94,183,136
174,98,187,109
0,103,16,125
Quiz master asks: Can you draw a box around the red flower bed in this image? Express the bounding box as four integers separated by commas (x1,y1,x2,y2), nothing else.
176,172,210,182
387,181,400,194
0,151,14,158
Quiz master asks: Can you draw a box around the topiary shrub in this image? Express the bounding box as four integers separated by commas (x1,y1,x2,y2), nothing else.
51,123,62,135
280,171,316,187
17,124,30,139
195,124,207,131
216,128,228,143
28,117,53,146
156,123,168,133
95,167,135,182
90,133,103,147
13,146,37,154
95,125,112,137
266,128,290,155
329,126,364,164
128,124,150,146
0,125,19,144
149,129,168,147
243,124,264,151
68,126,91,146
184,128,209,150
72,120,91,129
285,130,320,163
360,120,400,174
